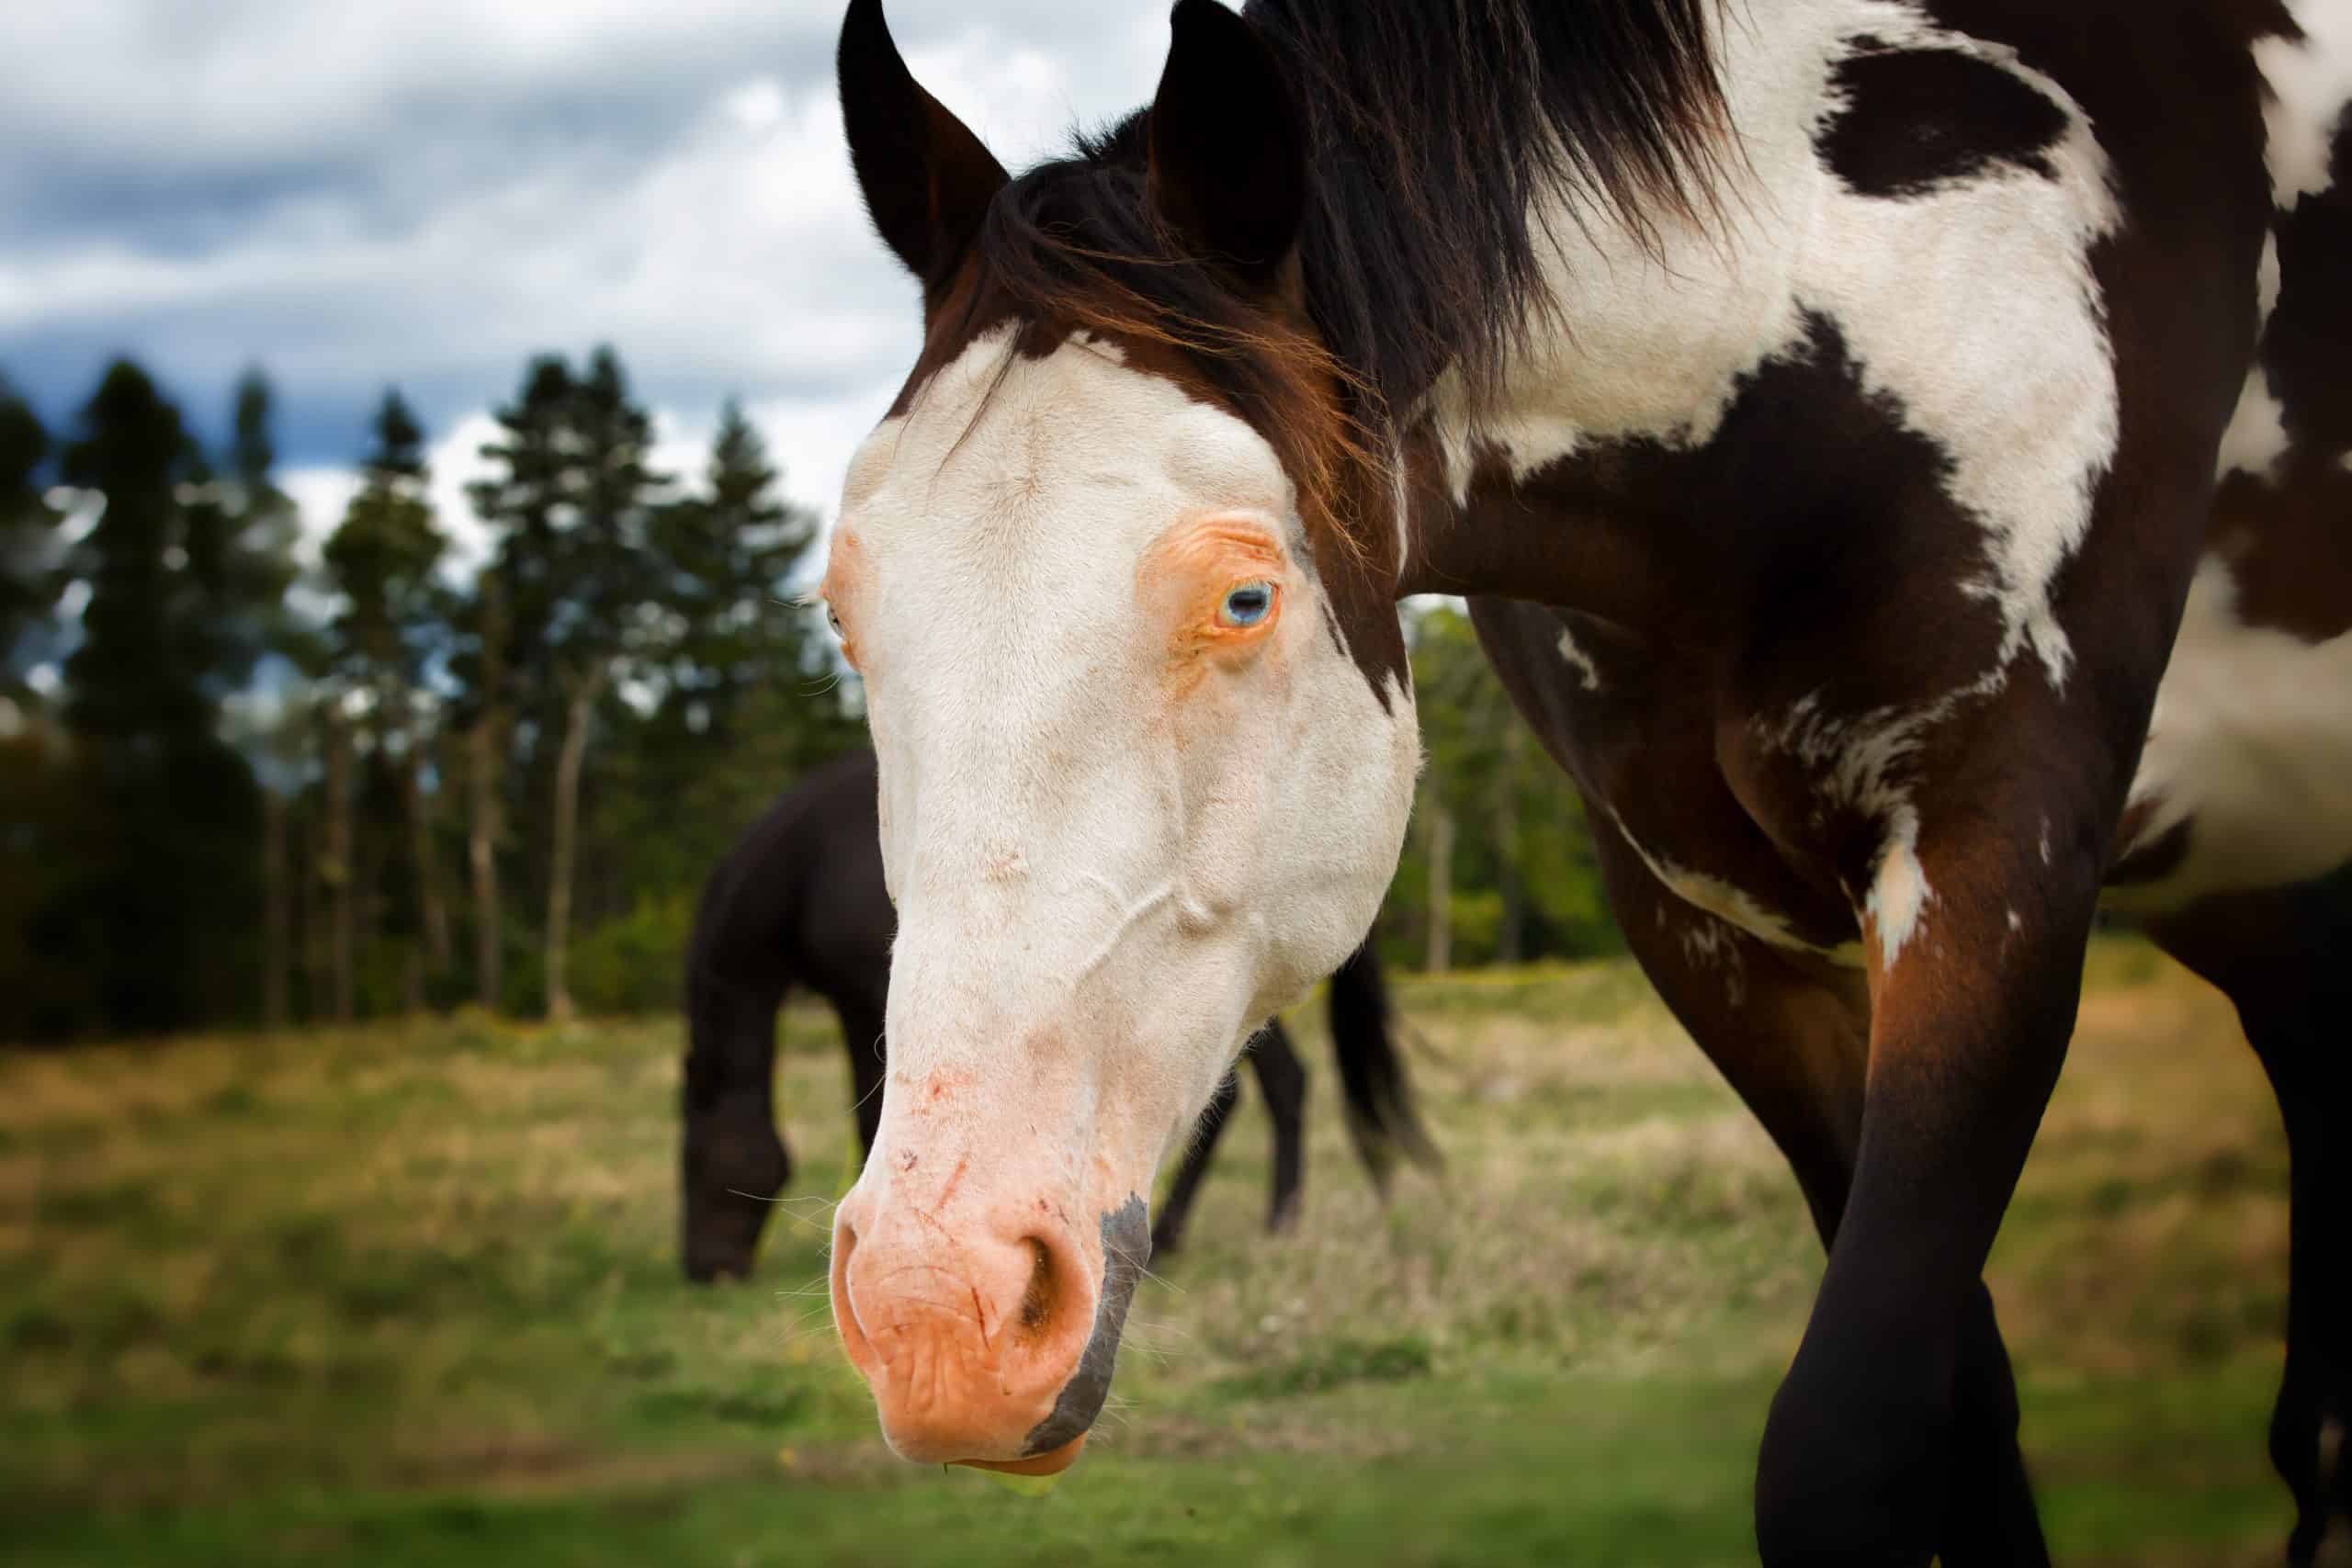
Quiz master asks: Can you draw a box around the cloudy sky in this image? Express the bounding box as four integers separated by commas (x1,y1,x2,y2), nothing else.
0,1,1193,563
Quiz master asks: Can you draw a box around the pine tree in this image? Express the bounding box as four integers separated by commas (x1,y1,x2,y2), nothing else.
322,389,455,1005
541,347,663,1022
464,348,666,1021
217,370,304,685
612,400,838,891
1,373,60,697
53,361,264,1034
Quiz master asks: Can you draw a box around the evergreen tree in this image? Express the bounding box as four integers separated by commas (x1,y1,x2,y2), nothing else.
611,400,842,894
322,390,455,1002
653,400,817,734
50,361,264,1035
457,358,574,1013
465,348,666,1020
1,373,60,696
217,369,305,684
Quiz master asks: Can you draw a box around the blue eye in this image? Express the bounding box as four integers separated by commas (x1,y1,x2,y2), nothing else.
1219,581,1275,629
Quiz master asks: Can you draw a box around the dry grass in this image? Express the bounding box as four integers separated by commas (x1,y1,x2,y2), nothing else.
0,938,2305,1566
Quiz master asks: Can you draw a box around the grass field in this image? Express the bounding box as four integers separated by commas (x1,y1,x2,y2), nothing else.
0,940,2304,1565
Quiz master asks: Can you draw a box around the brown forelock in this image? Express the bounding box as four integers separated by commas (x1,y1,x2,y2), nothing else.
878,188,1408,702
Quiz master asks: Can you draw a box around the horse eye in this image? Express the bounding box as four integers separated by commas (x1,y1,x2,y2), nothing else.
1218,581,1275,629
825,604,844,639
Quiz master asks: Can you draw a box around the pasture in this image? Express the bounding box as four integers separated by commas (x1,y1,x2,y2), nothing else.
2,941,2299,1565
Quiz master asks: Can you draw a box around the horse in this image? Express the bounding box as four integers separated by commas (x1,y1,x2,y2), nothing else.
679,747,1432,1283
817,0,2351,1556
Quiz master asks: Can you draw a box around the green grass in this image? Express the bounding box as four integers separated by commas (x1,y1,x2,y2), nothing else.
0,940,2301,1564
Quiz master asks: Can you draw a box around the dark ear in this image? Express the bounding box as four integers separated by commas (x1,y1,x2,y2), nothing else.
1147,0,1306,289
838,0,1009,294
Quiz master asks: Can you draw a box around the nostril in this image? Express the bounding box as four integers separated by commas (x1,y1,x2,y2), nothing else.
831,1217,876,1372
1014,1235,1057,1340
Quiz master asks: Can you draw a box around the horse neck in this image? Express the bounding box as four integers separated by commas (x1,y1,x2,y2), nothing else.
1393,1,1861,607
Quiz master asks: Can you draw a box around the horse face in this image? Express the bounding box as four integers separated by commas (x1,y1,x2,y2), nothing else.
820,323,1417,1470
823,0,1416,1474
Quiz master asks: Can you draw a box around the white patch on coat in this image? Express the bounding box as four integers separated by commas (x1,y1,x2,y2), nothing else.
1611,807,1868,966
1757,686,2007,963
1679,914,1751,1008
834,324,1423,1235
2254,2,2352,207
2256,230,2283,332
2007,908,2023,933
1428,0,2121,694
2107,557,2352,913
1555,626,1603,692
1866,807,1934,965
2217,368,2292,480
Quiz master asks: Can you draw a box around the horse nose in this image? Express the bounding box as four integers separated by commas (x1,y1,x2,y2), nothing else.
830,1187,1125,1471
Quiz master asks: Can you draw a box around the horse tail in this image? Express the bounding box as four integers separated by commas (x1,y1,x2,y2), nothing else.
1323,940,1441,1191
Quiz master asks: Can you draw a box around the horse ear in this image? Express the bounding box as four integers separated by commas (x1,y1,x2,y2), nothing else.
1147,0,1306,290
838,0,1009,293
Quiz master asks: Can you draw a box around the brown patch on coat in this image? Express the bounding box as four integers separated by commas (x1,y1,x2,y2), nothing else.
2210,109,2352,643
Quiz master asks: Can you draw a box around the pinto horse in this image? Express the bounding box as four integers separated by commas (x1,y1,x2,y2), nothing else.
820,0,2351,1556
679,748,1430,1283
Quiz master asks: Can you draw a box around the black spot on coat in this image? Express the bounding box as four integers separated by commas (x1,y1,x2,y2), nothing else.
1817,42,2072,199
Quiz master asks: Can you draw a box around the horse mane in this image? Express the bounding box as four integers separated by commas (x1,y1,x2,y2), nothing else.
965,0,1727,414
1244,0,1727,401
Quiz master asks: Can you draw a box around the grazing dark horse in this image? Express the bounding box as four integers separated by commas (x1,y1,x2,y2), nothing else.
818,0,2352,1554
680,748,1430,1283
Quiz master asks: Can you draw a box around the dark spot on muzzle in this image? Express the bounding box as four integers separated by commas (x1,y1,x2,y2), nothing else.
1021,1194,1150,1455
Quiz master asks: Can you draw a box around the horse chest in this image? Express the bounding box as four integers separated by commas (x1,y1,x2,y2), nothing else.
1469,599,1870,966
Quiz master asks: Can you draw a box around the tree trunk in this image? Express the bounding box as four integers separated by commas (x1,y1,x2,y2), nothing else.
1497,725,1526,965
261,787,289,1032
401,949,426,1015
468,715,503,1013
325,720,356,1025
543,667,604,1025
298,801,325,1019
1425,801,1454,976
402,719,452,979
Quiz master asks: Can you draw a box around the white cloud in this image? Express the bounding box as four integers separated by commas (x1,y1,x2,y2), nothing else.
5,2,1209,562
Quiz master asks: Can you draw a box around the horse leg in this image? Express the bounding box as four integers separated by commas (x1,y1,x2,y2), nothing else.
2154,879,2352,1567
1150,1065,1242,1258
1590,818,2046,1567
1753,789,2094,1567
681,971,791,1283
1250,1019,1308,1234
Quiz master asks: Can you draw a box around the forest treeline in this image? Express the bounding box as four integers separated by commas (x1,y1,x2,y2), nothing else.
0,350,1618,1044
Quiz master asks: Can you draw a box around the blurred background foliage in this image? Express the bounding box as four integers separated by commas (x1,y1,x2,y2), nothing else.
0,350,1621,1044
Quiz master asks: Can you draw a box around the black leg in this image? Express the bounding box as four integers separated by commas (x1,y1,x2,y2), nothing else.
681,973,791,1283
1152,1066,1242,1257
1753,812,2089,1568
1250,1020,1308,1234
2158,883,2352,1567
2267,1054,2351,1568
1940,1282,2047,1567
1588,814,2049,1567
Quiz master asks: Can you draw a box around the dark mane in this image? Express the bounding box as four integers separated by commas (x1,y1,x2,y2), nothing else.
967,0,1727,418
